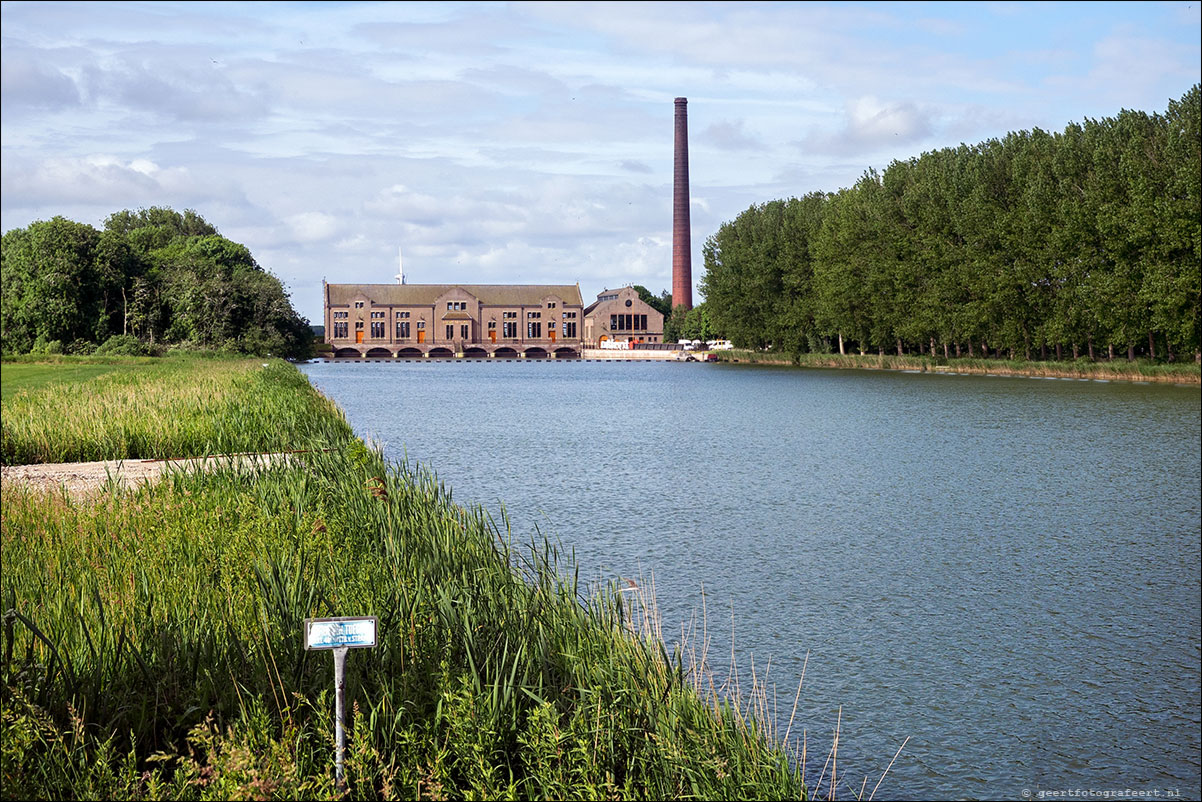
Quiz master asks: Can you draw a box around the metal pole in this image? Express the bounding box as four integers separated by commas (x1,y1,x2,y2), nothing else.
333,646,348,791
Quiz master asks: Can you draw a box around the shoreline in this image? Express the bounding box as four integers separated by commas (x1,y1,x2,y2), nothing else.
713,351,1202,385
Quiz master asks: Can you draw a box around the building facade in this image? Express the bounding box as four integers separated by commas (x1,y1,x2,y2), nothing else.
582,286,665,347
324,283,585,358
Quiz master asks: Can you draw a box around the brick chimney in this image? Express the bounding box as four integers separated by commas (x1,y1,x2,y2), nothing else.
672,97,693,311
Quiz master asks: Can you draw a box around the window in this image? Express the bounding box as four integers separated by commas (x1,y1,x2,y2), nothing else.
417,321,425,330
547,302,557,309
333,311,348,319
563,311,576,320
488,321,496,330
397,321,410,338
446,301,467,311
564,322,577,338
625,299,633,307
548,322,556,332
460,324,469,339
503,311,517,319
371,311,385,319
333,322,348,338
527,322,541,338
503,322,517,338
355,321,363,330
371,322,385,338
354,301,364,308
527,311,541,319
396,311,409,319
446,325,454,340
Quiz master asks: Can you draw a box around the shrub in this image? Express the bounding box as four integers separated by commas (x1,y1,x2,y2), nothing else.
94,334,154,357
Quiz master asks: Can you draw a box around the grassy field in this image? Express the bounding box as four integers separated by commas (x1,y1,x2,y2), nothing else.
0,358,825,800
1,357,353,465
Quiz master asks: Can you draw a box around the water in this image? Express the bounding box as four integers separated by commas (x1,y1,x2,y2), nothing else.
300,360,1201,800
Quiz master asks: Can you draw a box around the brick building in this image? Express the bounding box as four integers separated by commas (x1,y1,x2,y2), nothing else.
582,287,665,347
324,283,585,358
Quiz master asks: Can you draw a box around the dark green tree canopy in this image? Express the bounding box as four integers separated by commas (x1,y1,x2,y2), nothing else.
2,207,312,358
700,86,1200,362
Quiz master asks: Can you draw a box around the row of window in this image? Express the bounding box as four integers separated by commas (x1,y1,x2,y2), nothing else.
334,316,578,341
611,314,649,331
337,307,580,322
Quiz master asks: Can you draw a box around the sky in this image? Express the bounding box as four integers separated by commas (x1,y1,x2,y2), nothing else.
2,1,1199,324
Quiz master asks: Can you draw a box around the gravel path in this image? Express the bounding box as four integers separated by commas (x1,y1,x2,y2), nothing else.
1,453,291,498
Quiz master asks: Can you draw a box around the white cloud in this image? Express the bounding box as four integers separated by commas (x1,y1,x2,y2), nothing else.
286,212,341,244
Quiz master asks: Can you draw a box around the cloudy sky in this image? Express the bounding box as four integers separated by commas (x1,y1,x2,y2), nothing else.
2,1,1199,322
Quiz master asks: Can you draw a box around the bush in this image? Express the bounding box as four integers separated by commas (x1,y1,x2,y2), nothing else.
94,334,155,357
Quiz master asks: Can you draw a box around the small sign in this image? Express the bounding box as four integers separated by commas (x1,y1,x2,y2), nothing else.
304,616,377,650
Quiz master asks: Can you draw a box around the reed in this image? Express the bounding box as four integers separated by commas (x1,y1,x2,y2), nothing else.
716,349,1201,383
1,358,353,465
1,359,838,800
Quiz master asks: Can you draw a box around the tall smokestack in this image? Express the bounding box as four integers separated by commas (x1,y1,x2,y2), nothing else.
672,97,693,311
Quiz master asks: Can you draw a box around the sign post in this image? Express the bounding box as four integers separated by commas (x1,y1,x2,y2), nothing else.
304,616,377,790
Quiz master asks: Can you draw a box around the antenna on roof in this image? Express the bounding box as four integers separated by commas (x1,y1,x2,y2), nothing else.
395,246,405,285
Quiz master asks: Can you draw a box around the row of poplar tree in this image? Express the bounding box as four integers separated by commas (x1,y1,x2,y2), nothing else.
1,207,313,358
700,85,1200,362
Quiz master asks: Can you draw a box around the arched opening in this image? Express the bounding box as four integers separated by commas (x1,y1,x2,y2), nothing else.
553,347,579,360
463,347,489,359
524,347,548,359
365,347,392,358
494,347,519,359
334,347,362,359
427,347,454,359
396,347,423,359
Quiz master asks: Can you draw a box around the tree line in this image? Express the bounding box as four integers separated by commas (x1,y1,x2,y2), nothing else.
1,207,313,358
700,85,1200,362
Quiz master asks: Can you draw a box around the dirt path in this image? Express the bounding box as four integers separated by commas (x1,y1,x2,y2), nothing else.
1,453,293,498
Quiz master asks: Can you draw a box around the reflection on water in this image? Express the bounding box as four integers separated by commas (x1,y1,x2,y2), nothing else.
301,360,1201,801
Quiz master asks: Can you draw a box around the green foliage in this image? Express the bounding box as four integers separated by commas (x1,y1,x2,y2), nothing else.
1,361,815,800
1,207,312,359
703,86,1201,362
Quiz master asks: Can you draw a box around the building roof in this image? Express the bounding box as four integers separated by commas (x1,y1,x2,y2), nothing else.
327,283,583,307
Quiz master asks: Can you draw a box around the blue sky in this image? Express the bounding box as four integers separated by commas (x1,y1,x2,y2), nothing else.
2,1,1198,323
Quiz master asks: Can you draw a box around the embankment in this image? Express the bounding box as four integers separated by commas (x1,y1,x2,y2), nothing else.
715,349,1201,384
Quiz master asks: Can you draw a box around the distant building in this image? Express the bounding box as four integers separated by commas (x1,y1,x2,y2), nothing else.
323,283,584,358
582,287,665,347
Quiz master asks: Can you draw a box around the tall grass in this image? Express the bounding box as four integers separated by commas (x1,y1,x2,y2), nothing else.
1,358,353,464
716,349,1201,382
1,360,835,800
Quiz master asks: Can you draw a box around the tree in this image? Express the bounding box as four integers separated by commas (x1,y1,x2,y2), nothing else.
2,207,313,358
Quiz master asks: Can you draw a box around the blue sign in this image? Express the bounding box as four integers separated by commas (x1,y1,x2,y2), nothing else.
304,616,377,650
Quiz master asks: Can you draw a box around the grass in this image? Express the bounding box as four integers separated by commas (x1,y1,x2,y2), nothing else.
1,357,353,465
1,362,133,402
0,358,850,800
715,349,1202,383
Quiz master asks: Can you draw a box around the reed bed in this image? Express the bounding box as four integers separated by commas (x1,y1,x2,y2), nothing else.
717,349,1202,383
1,360,833,800
1,358,353,465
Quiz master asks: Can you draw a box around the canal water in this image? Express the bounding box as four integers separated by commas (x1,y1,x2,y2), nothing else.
300,360,1201,801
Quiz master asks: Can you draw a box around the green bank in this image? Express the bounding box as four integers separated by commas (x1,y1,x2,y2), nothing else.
1,358,815,800
714,349,1202,383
